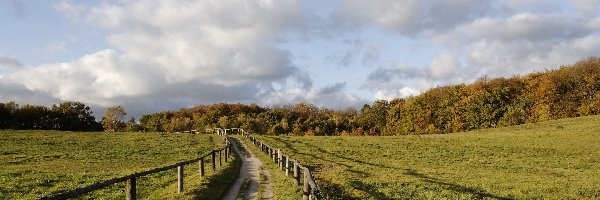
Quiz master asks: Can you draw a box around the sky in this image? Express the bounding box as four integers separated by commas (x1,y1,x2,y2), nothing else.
1,0,600,118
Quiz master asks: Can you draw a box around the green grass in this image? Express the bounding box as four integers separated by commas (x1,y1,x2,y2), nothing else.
237,135,303,200
147,149,241,200
255,115,600,199
0,131,238,199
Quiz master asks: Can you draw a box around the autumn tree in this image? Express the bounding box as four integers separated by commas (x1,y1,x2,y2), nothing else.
102,106,127,132
135,58,599,136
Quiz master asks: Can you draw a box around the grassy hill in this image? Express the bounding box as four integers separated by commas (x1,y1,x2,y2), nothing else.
0,131,238,199
254,115,600,199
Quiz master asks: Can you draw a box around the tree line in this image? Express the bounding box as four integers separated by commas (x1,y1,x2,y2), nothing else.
0,101,102,131
139,58,600,135
1,58,599,135
0,102,141,132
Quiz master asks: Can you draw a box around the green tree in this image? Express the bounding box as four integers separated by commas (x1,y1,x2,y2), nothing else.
140,112,169,132
355,100,389,135
384,98,405,135
124,117,141,132
13,104,53,130
0,102,18,129
51,101,101,131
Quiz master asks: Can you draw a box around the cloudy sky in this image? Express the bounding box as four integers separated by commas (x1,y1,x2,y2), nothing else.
1,0,600,117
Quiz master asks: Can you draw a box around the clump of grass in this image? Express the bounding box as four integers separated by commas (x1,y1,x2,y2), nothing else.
257,166,266,198
236,179,250,200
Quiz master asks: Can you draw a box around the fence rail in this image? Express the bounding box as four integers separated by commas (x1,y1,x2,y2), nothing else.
243,133,322,200
38,139,233,200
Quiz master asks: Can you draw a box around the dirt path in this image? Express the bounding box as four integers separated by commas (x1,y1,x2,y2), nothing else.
223,138,272,200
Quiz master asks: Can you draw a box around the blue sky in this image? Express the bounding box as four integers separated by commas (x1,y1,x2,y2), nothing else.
1,0,600,118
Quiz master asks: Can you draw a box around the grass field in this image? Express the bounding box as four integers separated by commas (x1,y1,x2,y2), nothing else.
0,131,238,199
255,115,600,199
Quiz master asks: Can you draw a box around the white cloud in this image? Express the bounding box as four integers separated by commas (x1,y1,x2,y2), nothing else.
0,54,25,76
333,0,491,35
465,14,592,42
261,82,367,109
54,1,87,22
375,87,420,101
364,52,472,95
6,50,147,104
360,1,600,99
571,0,600,16
85,0,305,86
428,52,462,80
4,0,600,116
3,0,370,116
452,12,600,77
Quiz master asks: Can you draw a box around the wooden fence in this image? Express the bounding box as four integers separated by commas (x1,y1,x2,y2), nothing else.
38,138,233,200
243,134,322,200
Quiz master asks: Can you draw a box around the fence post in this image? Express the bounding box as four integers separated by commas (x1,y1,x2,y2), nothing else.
126,177,136,200
178,165,184,193
212,151,216,172
225,147,228,162
303,168,310,200
285,156,290,176
199,158,205,177
219,149,222,166
278,149,283,170
294,160,300,186
268,147,271,158
228,145,232,157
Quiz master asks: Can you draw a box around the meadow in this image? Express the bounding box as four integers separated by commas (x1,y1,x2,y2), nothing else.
255,115,600,199
0,131,239,199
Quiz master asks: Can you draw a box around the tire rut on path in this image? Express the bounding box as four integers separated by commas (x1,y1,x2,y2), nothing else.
223,138,272,200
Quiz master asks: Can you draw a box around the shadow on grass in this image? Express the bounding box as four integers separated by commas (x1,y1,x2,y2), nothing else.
267,136,403,174
404,169,514,200
312,168,515,199
185,142,242,200
262,136,513,199
318,180,361,200
349,181,396,200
